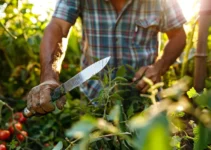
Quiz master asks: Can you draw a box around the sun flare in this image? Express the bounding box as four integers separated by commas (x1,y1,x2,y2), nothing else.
29,0,199,22
178,0,199,21
28,0,57,21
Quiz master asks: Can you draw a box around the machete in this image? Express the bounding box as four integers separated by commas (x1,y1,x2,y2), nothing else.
23,56,110,117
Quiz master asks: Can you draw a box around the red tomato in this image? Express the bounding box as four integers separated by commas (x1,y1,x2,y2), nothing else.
16,131,28,142
44,143,50,147
19,115,27,123
0,142,6,146
16,112,26,123
62,63,69,69
8,126,14,134
14,112,27,123
8,122,22,134
14,112,22,121
0,130,10,141
0,144,6,150
15,122,22,131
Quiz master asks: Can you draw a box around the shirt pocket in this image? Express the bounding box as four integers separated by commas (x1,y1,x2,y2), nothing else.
131,16,160,66
132,16,160,46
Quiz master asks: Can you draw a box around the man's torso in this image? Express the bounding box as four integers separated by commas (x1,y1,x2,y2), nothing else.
53,0,186,99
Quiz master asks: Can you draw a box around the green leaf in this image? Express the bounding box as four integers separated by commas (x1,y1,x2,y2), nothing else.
103,73,109,85
194,90,211,109
0,100,5,123
52,141,63,150
127,103,134,118
113,77,128,83
142,124,171,150
109,93,124,101
9,139,18,149
187,87,199,98
65,116,97,138
108,105,120,125
129,113,171,150
193,123,209,150
125,64,135,73
72,136,89,150
90,75,100,80
205,79,211,89
171,136,182,149
116,66,126,77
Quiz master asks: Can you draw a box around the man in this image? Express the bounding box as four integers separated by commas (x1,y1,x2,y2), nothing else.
194,0,211,92
27,0,186,115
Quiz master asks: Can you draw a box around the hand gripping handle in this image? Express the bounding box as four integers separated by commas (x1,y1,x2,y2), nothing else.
23,84,66,118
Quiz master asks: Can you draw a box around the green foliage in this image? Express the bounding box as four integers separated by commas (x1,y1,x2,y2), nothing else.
129,113,171,150
0,100,5,123
0,0,45,97
65,116,97,138
194,90,211,109
187,87,200,98
193,123,209,150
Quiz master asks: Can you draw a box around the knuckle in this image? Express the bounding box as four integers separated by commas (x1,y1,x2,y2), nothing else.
39,101,47,106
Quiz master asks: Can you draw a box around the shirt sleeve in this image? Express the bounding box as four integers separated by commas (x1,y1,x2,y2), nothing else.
52,0,81,25
200,0,211,15
159,0,186,32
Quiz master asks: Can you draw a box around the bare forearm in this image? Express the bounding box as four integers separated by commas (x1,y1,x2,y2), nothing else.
40,19,71,82
156,28,186,75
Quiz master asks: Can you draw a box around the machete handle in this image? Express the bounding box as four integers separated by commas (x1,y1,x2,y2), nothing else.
50,84,66,102
23,84,66,118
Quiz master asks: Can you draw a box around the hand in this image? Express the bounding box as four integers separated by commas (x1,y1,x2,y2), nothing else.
133,63,163,93
27,80,66,115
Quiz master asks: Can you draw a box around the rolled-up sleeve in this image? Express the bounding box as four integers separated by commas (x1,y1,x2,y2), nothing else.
159,0,186,32
53,0,81,25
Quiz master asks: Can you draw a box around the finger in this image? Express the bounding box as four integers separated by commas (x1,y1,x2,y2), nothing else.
26,91,36,116
136,79,147,91
56,96,66,110
141,84,150,93
143,65,154,77
31,90,45,114
133,66,148,81
34,101,46,114
28,86,40,113
27,91,32,109
149,76,161,85
40,87,55,112
30,86,39,109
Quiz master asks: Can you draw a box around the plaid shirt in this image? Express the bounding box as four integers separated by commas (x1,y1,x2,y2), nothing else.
53,0,186,99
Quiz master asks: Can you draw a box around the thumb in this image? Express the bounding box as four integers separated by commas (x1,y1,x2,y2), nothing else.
133,66,148,81
56,96,66,110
